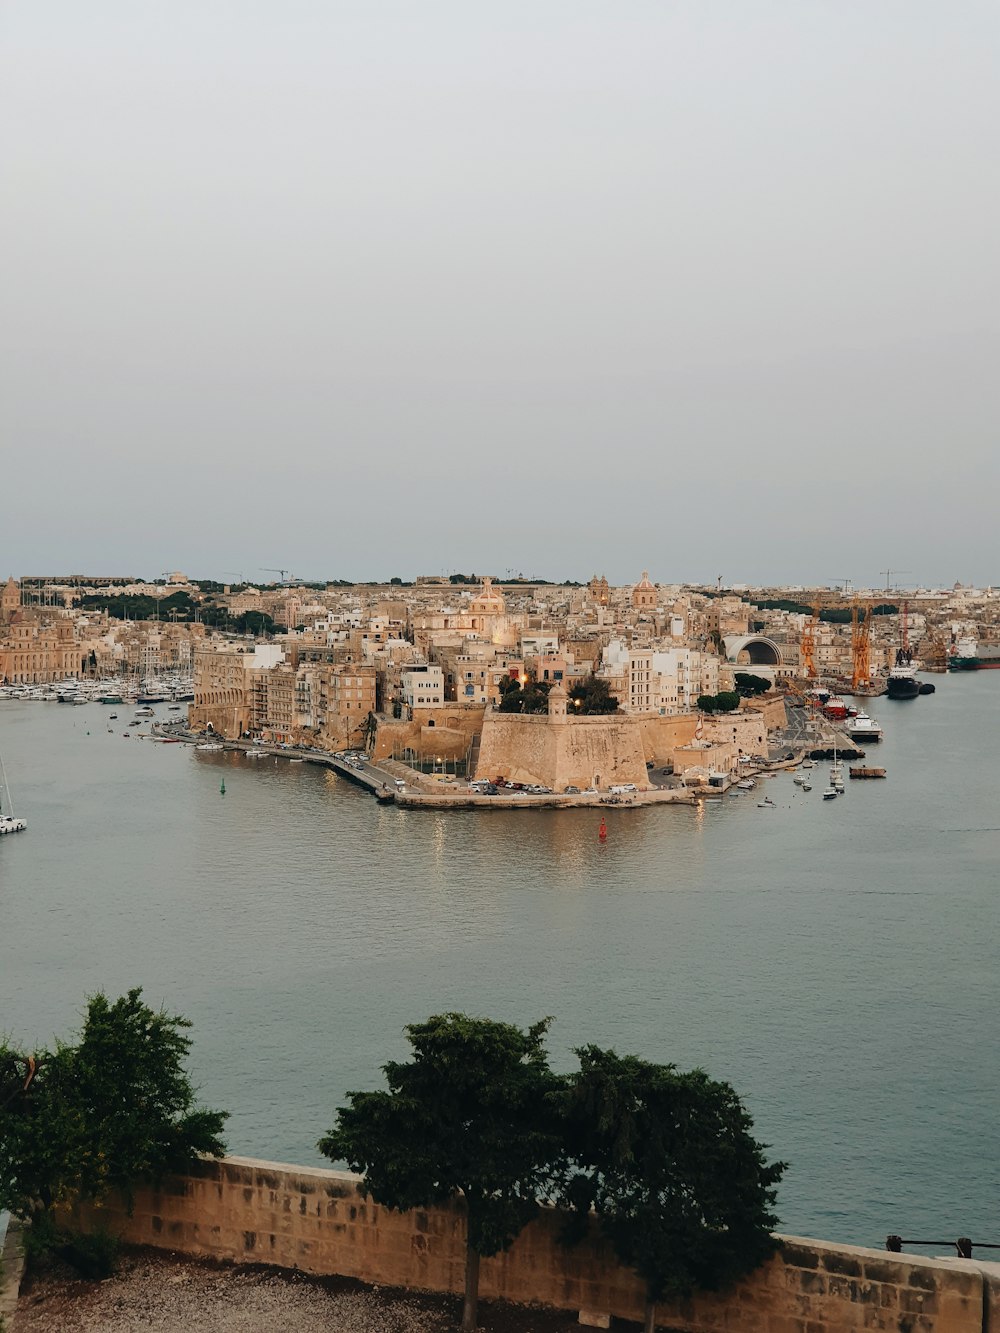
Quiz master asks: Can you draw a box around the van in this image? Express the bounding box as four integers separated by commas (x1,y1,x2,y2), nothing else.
610,783,637,795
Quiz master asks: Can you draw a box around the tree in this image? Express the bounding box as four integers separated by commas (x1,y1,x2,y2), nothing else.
568,678,619,714
319,1014,563,1332
734,673,771,697
560,1047,784,1333
496,679,551,714
697,691,741,714
0,989,228,1270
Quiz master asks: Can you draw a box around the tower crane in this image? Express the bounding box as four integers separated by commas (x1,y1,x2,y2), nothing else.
260,567,290,583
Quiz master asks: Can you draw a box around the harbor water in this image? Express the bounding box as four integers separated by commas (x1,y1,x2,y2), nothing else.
1,676,999,1249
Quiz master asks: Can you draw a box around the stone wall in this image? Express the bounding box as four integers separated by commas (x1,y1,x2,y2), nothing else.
475,713,648,790
68,1156,997,1333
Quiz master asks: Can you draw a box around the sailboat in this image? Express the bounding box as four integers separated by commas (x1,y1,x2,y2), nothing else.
830,734,845,794
0,746,27,833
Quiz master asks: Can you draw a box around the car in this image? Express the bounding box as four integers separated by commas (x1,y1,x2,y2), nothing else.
483,785,499,795
563,785,580,794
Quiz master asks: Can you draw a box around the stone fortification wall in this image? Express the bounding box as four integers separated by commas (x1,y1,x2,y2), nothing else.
745,695,788,731
703,709,770,757
475,713,647,790
68,1156,994,1333
634,713,699,764
372,708,483,762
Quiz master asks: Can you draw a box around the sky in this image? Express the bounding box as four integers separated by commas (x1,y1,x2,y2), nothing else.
2,2,998,588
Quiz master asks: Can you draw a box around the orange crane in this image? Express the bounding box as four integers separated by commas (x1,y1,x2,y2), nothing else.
800,600,820,680
851,600,872,691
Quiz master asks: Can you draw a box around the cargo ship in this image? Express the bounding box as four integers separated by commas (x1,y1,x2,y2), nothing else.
948,635,981,671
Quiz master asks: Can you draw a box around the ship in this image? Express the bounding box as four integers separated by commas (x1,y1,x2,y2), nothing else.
846,712,883,742
887,648,920,700
947,635,981,672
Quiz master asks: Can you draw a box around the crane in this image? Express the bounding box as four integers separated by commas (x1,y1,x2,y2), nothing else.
800,599,820,680
851,600,873,691
260,567,290,582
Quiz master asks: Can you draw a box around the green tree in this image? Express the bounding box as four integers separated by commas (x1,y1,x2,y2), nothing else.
567,678,619,714
697,691,741,713
561,1047,785,1333
319,1013,563,1332
734,673,771,697
0,989,227,1271
496,679,551,714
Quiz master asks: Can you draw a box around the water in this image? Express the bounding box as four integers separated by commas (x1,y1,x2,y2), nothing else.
2,680,999,1248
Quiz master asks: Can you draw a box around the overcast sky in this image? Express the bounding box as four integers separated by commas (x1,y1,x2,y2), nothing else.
2,2,997,588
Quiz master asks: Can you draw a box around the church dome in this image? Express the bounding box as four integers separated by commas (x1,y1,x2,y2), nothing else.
471,576,506,613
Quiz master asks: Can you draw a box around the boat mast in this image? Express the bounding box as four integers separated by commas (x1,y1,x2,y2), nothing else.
0,746,16,818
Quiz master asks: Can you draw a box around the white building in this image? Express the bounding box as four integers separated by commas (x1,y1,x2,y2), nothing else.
402,665,444,709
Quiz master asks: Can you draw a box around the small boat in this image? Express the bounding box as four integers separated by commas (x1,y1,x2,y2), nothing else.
793,774,806,786
736,778,756,790
801,781,812,792
801,759,815,769
134,706,155,718
757,796,776,808
289,758,304,763
168,704,182,711
0,744,26,834
109,713,118,719
849,766,887,779
244,749,266,758
197,742,224,752
822,788,838,800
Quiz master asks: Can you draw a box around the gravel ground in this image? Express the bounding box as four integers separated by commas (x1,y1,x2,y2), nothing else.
13,1251,586,1332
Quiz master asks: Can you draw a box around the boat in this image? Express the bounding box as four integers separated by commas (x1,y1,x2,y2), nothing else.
736,778,756,790
197,743,224,752
793,774,806,786
823,696,849,720
99,694,124,705
850,767,887,779
947,635,981,671
244,749,266,758
109,713,118,719
846,712,883,743
757,796,776,808
0,745,27,834
800,781,812,792
887,649,920,699
822,788,838,800
134,706,155,718
168,704,182,711
801,759,815,769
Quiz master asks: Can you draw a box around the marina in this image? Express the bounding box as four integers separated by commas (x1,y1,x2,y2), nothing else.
1,673,998,1249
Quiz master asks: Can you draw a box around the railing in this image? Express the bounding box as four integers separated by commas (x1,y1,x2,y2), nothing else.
886,1235,1000,1259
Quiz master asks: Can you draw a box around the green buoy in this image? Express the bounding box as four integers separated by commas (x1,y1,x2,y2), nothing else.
220,778,226,796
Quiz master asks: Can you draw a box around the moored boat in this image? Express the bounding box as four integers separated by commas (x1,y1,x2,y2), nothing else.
846,712,883,742
887,649,920,700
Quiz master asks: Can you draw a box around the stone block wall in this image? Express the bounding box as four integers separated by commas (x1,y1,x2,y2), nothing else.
68,1156,996,1333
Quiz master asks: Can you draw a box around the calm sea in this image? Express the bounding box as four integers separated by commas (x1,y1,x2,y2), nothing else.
2,677,999,1248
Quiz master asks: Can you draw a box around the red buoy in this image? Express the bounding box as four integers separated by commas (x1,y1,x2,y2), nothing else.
598,817,607,842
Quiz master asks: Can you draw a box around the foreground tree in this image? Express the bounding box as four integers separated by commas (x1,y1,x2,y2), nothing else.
320,1014,563,1332
0,989,228,1270
561,1047,785,1333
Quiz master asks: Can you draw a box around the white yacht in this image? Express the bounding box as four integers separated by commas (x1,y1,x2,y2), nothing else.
847,712,883,743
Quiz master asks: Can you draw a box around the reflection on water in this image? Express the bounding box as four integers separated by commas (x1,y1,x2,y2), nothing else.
2,677,1000,1247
